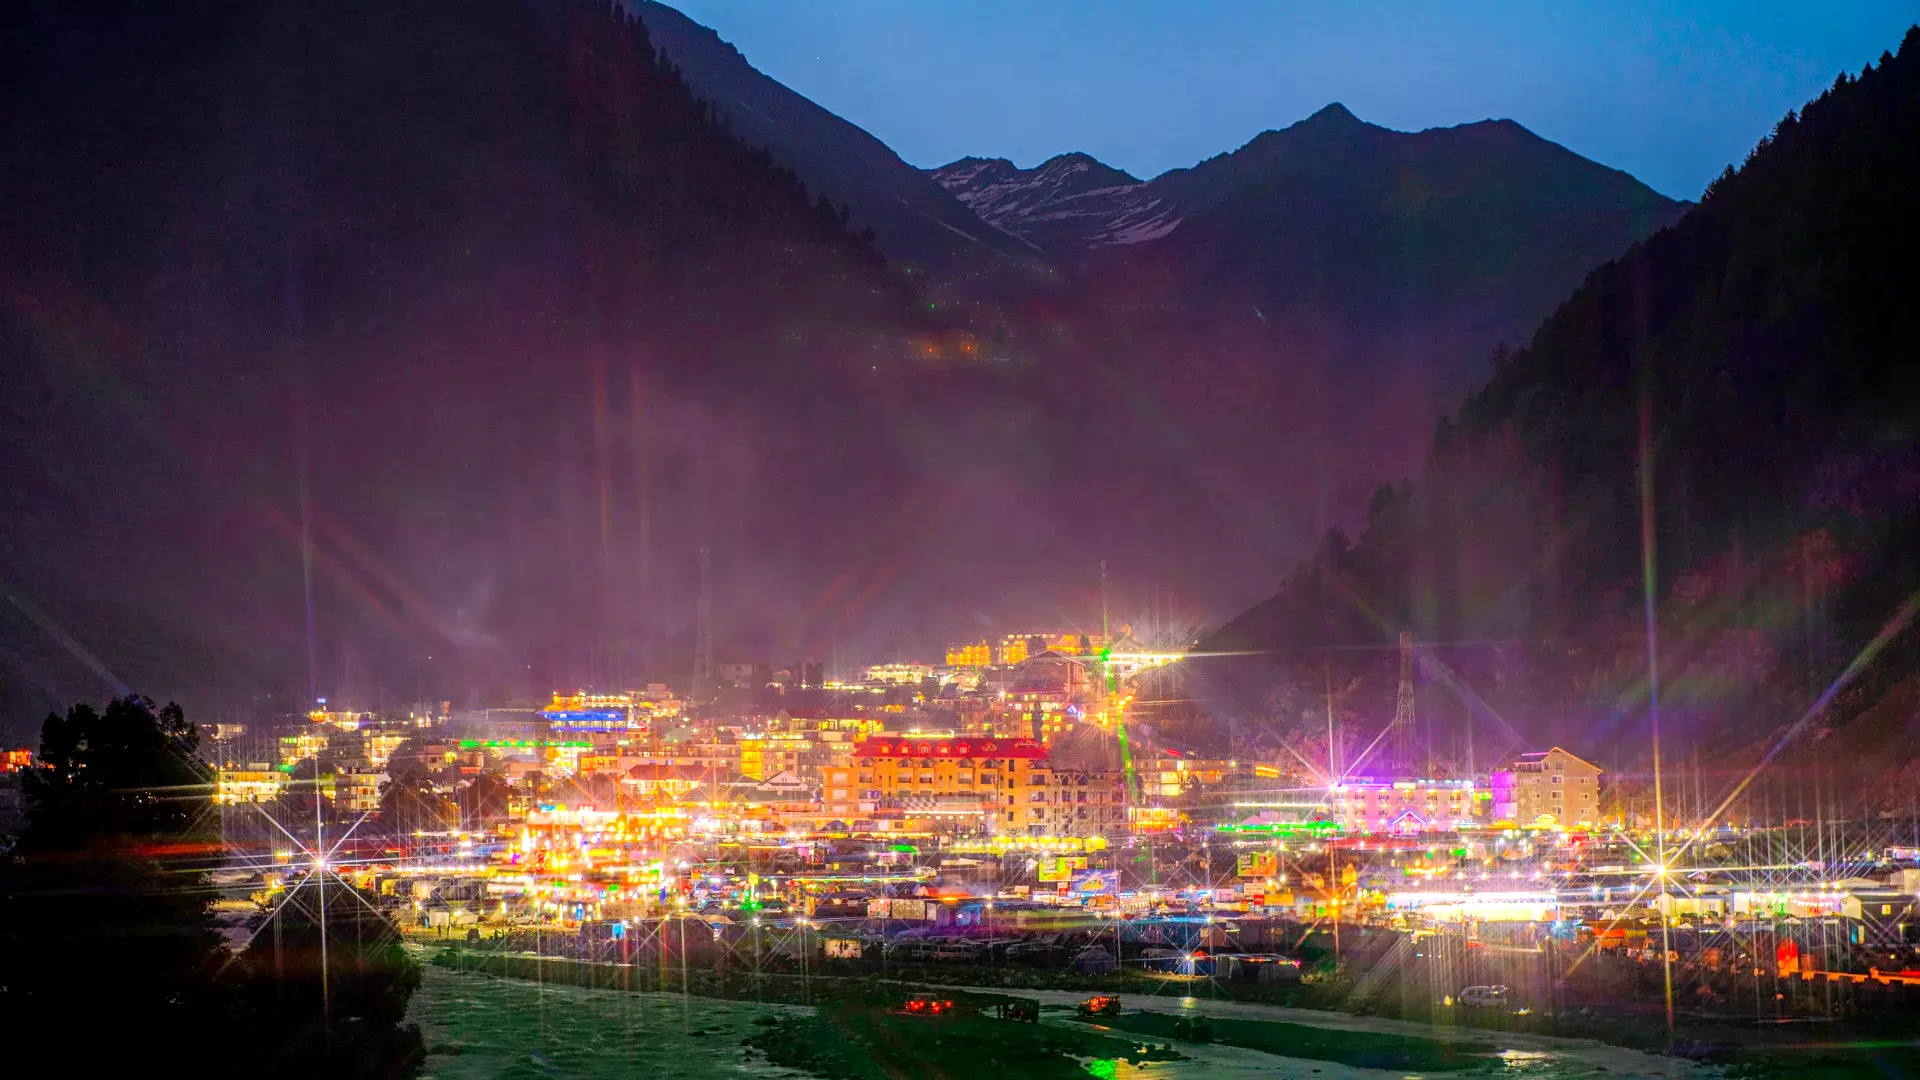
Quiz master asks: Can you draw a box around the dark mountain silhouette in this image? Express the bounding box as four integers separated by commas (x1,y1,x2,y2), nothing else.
0,0,928,728
933,107,1686,638
0,2,1752,741
1098,103,1684,330
1193,29,1920,806
628,0,1031,267
933,104,1682,278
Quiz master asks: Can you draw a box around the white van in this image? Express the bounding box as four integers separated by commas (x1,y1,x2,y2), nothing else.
1456,985,1511,1007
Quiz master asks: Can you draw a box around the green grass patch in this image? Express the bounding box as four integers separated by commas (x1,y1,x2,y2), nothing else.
426,947,1178,1079
1721,1042,1920,1079
1071,1008,1485,1072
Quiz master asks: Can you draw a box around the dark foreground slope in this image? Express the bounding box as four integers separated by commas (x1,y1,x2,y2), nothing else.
1193,30,1920,794
0,0,922,725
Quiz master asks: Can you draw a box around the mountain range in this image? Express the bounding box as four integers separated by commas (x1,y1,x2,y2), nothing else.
636,3,1689,628
627,0,1031,266
1,1,1727,734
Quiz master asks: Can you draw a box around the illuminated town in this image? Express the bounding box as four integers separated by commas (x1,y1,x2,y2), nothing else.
148,624,1920,1015
7,3,1920,1077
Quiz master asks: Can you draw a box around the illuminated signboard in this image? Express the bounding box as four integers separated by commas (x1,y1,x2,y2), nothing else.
1038,856,1088,882
542,708,628,733
1237,852,1278,878
1069,869,1120,895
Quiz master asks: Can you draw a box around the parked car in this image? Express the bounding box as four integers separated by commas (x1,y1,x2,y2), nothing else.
1455,984,1511,1007
903,994,955,1016
994,999,1040,1023
1076,994,1122,1018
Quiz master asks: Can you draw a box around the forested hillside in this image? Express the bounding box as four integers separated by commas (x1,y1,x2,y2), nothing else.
0,0,919,724
1197,28,1920,812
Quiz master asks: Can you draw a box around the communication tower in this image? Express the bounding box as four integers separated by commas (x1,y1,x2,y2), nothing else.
1392,630,1417,775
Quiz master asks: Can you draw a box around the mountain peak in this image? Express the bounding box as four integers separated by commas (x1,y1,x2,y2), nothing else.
1033,152,1141,187
1305,101,1361,125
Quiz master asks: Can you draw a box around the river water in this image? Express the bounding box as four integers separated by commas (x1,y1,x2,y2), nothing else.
408,964,1711,1079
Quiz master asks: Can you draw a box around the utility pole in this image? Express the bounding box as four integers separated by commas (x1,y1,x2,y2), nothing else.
314,753,330,1046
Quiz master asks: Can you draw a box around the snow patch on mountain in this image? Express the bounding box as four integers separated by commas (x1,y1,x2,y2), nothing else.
929,153,1172,252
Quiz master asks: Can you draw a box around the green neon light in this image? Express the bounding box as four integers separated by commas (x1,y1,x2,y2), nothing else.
1213,821,1342,837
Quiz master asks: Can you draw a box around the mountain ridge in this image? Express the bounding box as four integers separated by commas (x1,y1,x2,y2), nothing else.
626,0,1031,266
930,103,1684,261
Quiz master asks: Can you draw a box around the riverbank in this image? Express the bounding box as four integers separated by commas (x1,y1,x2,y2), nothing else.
419,946,1734,1077
408,961,814,1080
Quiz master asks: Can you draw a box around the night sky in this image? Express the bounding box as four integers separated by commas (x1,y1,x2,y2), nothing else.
664,0,1914,199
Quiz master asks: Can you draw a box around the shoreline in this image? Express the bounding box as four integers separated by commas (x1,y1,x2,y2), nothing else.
418,945,1708,1078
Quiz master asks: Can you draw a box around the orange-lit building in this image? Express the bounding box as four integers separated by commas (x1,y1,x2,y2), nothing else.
831,736,1056,835
945,641,992,668
998,632,1105,665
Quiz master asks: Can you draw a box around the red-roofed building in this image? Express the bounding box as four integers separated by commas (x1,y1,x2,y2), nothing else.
826,737,1055,835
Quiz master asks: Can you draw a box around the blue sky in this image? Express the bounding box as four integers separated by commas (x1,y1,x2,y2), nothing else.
664,1,1915,199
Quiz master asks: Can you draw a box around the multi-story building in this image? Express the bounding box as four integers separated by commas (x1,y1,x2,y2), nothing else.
1136,752,1235,801
1328,778,1485,834
740,710,880,781
1041,726,1130,837
337,766,387,814
861,662,933,686
945,641,992,668
279,730,329,767
841,736,1052,835
542,691,634,735
1491,747,1603,826
539,687,685,737
214,764,288,804
307,705,369,731
624,734,739,777
621,763,710,803
1006,655,1093,746
363,730,409,770
1044,767,1129,836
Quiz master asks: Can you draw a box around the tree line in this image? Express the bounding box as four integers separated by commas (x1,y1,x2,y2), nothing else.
0,696,423,1078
